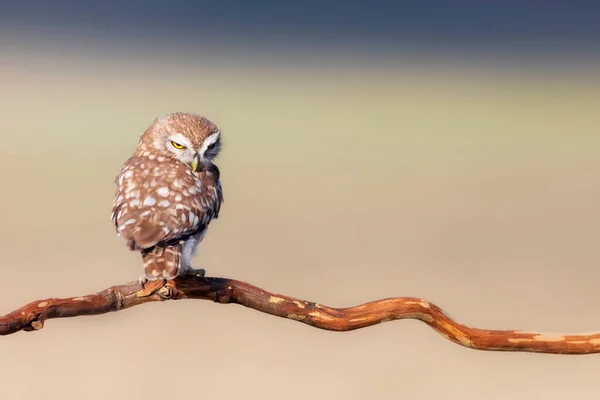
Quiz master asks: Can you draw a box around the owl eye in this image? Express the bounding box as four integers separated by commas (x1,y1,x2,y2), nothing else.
207,143,216,150
171,140,186,149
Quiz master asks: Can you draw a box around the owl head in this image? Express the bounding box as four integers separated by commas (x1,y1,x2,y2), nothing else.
136,112,222,171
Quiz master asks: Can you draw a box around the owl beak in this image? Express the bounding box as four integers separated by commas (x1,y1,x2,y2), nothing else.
190,153,201,172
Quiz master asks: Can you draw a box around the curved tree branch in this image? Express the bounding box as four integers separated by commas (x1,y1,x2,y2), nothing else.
1,276,598,354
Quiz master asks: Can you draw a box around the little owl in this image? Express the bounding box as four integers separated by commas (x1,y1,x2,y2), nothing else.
111,112,223,281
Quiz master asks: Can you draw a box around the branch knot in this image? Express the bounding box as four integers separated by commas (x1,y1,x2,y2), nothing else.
157,285,176,300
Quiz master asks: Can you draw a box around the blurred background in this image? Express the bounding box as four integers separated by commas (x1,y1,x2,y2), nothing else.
1,1,599,399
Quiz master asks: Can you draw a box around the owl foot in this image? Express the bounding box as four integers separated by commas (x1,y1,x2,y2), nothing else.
138,276,167,289
180,267,206,279
137,276,168,297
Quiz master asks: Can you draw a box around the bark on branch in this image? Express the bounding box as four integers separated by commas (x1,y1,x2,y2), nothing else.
1,276,598,354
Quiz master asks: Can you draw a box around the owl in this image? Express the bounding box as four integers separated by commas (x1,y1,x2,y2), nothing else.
111,112,223,281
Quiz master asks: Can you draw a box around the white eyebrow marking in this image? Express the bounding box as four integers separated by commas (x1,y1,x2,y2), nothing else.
199,131,220,155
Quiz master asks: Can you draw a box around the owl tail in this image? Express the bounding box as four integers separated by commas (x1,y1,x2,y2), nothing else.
142,244,182,280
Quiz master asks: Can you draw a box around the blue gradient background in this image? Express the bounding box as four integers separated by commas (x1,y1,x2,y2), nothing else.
1,2,599,399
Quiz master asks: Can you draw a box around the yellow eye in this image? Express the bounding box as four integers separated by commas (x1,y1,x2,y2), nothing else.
171,140,186,149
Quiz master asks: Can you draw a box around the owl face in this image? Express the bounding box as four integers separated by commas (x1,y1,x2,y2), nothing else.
159,130,221,171
137,112,221,172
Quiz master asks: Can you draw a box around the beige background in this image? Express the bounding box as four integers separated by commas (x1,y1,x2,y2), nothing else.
1,42,599,399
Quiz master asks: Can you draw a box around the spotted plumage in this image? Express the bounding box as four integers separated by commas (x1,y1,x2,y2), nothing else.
112,112,223,280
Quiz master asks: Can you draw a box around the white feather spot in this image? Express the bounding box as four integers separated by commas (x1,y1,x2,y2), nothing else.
130,199,140,207
188,187,198,195
157,156,165,162
173,179,183,188
159,200,171,207
143,197,156,206
157,187,169,197
175,194,182,202
140,210,151,217
150,179,157,187
148,154,156,160
122,218,136,226
181,213,187,223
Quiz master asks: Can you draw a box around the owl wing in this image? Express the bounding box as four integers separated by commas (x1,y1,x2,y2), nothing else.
111,157,222,252
200,163,224,221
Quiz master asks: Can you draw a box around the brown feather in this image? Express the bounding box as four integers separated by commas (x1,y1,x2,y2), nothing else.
142,244,182,280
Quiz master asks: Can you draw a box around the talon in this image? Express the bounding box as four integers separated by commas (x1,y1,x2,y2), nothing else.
137,276,159,297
